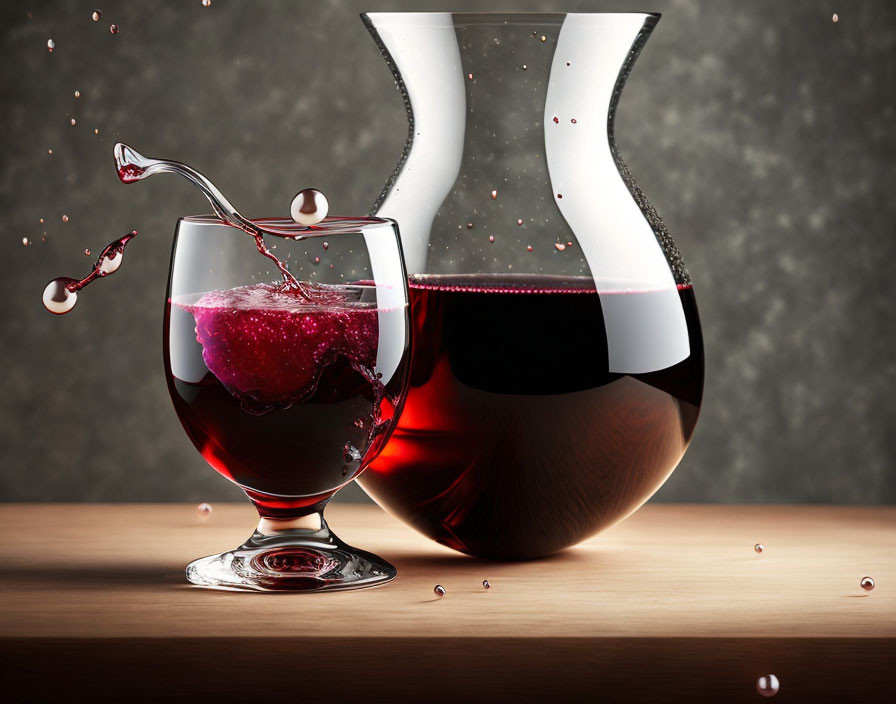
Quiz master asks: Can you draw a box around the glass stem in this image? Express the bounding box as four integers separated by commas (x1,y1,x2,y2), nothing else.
256,510,323,536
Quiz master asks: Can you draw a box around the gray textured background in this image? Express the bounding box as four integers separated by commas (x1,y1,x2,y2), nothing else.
2,0,894,505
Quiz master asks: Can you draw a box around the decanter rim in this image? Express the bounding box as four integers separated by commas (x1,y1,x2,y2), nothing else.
361,11,661,27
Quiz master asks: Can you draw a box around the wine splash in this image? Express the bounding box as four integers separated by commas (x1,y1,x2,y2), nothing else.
113,143,325,299
42,232,136,315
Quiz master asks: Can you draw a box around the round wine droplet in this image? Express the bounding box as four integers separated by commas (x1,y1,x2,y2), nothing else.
491,189,498,200
434,585,446,597
42,278,78,315
467,222,474,229
482,579,490,589
860,576,875,591
110,24,119,34
47,39,55,53
70,118,77,126
322,241,329,250
74,90,80,98
488,235,495,243
62,215,69,223
552,116,559,124
832,14,839,23
517,218,523,226
526,245,533,252
92,10,102,22
290,188,329,226
84,249,91,256
754,543,764,553
756,674,779,698
22,237,30,246
202,0,211,6
554,243,566,251
197,502,212,521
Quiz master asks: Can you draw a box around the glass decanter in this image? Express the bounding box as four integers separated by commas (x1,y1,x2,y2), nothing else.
359,12,704,559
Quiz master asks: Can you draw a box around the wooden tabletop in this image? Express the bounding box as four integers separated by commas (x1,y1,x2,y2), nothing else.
1,503,894,702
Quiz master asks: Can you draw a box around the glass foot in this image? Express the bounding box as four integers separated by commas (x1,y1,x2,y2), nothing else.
186,513,396,592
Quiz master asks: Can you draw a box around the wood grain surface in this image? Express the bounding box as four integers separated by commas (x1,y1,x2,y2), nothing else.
1,503,893,702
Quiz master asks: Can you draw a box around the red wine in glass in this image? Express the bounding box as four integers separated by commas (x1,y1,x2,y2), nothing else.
167,282,402,516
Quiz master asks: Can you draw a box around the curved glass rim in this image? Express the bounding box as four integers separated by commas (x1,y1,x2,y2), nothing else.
179,215,396,239
361,11,661,27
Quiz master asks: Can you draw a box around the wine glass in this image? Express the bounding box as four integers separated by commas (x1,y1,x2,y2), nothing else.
165,215,410,591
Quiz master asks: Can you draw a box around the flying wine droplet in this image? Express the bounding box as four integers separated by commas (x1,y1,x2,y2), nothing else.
113,142,312,296
322,241,329,250
84,248,91,256
491,189,498,199
74,90,80,98
22,237,30,247
554,243,566,251
47,39,55,52
433,585,446,597
860,576,875,591
552,116,559,124
70,118,77,126
92,10,102,22
754,543,764,553
540,35,546,42
756,675,779,698
62,215,69,223
110,24,119,34
289,188,328,226
467,222,473,229
482,579,491,589
41,231,136,315
526,245,533,252
197,502,212,520
832,14,839,23
488,235,495,243
467,72,473,80
202,0,211,6
517,218,523,226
